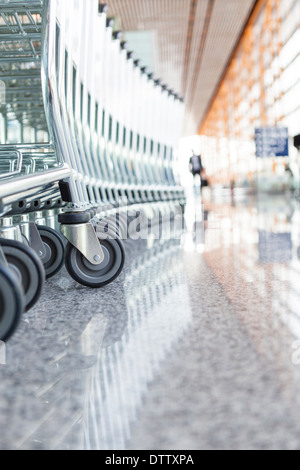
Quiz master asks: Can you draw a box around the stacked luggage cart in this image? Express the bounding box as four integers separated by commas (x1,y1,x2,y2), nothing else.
0,0,185,342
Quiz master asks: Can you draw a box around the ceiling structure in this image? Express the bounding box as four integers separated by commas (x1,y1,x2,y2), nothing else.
106,0,258,136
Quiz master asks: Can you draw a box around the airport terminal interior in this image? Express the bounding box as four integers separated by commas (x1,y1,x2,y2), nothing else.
0,0,300,451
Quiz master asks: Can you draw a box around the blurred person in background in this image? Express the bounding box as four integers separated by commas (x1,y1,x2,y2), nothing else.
189,151,203,179
189,151,209,194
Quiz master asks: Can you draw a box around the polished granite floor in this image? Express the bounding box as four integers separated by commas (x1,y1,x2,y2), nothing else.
2,190,300,450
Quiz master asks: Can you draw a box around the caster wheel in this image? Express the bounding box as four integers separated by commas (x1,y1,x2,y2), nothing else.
0,239,45,312
0,264,24,342
37,226,65,279
64,230,125,288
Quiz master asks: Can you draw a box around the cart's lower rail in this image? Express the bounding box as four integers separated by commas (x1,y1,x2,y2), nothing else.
0,163,71,210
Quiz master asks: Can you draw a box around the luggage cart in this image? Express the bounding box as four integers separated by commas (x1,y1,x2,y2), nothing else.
43,0,127,289
0,0,126,303
0,0,72,341
0,0,186,341
96,9,185,226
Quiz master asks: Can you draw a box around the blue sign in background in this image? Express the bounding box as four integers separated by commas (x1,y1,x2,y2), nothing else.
255,127,289,158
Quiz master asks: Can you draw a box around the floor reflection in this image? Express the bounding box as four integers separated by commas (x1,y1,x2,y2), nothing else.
3,194,300,449
81,238,192,450
194,194,300,404
0,232,192,450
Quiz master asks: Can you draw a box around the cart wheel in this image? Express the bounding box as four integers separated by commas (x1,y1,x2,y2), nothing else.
64,231,125,288
0,239,45,312
0,264,24,342
37,226,65,279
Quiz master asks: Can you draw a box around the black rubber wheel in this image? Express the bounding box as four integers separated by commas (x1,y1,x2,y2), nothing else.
0,264,24,342
64,231,125,288
37,226,65,279
0,239,45,312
